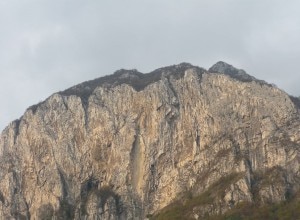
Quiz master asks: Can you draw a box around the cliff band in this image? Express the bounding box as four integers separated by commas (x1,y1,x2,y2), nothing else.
0,62,300,219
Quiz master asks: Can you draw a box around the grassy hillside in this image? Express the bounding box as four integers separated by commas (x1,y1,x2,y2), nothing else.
150,173,300,220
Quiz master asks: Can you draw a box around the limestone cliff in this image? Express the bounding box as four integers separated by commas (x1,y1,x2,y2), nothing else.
0,62,299,219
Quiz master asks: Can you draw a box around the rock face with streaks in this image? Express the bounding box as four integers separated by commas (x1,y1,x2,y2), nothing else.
0,62,300,219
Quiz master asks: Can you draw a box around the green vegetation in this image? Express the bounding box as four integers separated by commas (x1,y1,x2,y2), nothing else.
209,197,300,220
151,170,300,220
151,173,242,220
152,195,300,220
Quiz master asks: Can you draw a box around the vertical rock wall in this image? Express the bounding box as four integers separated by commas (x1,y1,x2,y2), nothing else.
0,64,299,219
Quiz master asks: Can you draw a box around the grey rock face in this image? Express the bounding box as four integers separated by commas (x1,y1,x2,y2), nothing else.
0,62,299,219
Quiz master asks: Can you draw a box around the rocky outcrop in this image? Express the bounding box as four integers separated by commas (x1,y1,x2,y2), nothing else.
0,62,299,219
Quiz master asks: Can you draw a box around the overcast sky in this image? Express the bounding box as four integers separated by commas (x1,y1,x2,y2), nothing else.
0,0,300,131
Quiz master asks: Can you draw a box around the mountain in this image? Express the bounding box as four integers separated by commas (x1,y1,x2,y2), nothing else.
0,62,300,219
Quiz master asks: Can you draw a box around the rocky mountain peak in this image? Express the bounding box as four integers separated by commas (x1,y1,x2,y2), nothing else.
209,61,259,83
1,62,300,219
27,63,204,114
57,63,205,103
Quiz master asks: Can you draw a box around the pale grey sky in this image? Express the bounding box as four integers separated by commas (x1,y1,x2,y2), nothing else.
1,0,300,131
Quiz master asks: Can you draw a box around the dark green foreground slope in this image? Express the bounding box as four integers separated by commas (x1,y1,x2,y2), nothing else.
151,173,300,220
